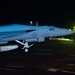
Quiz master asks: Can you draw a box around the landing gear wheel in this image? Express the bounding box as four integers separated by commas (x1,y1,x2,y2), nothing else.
25,49,28,52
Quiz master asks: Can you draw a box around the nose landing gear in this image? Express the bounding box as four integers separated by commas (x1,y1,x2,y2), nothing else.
15,40,35,52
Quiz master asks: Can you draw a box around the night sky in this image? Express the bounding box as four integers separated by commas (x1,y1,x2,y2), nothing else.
0,0,75,28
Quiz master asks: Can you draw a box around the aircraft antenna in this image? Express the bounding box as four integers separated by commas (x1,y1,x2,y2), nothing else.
36,21,38,26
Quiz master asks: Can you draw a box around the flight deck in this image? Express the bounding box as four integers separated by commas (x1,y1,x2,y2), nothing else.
0,40,75,75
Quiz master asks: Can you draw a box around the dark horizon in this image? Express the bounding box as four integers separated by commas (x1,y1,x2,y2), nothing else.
0,0,75,29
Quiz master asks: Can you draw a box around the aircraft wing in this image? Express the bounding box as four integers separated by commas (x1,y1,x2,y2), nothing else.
0,24,36,44
0,31,24,44
0,30,36,40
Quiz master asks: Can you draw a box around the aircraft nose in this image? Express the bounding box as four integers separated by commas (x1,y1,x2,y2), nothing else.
62,29,74,35
67,29,74,34
69,30,74,34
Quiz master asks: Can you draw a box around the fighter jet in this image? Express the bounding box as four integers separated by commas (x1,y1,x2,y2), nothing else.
0,23,74,52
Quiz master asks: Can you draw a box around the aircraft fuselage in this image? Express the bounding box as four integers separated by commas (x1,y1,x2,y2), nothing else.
0,24,73,43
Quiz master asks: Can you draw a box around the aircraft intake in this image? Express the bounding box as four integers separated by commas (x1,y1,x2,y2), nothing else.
25,37,45,42
25,38,38,42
